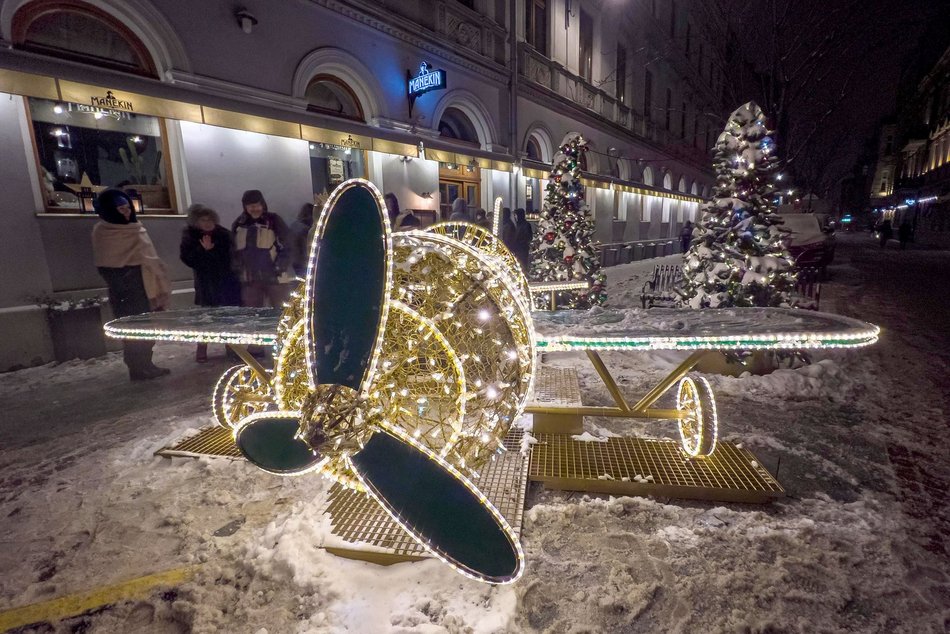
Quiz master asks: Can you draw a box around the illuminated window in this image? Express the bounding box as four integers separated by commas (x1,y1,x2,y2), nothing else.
28,97,175,213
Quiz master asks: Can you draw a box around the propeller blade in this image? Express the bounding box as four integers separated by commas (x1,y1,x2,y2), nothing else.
305,181,390,392
234,413,322,475
349,430,523,584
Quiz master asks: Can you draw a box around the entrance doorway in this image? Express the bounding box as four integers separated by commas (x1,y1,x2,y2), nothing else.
439,162,480,219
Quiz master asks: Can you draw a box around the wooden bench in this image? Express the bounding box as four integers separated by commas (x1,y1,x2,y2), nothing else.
640,264,683,308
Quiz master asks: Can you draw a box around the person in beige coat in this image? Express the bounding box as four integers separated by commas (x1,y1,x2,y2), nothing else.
91,189,172,380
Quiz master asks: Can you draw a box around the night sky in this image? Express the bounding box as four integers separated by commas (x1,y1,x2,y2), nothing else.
710,0,950,196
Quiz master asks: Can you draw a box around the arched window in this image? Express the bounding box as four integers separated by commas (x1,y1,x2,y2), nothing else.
678,176,688,193
12,1,156,77
525,136,542,161
305,75,364,122
439,107,480,145
642,165,654,186
663,172,673,190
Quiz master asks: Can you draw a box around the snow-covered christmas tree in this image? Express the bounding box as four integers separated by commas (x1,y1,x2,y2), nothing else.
529,135,607,308
679,102,796,309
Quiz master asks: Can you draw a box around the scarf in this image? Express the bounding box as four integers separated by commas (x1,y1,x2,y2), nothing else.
91,221,172,310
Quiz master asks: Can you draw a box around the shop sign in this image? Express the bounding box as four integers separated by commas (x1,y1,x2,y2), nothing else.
90,90,134,112
407,62,447,117
407,62,446,97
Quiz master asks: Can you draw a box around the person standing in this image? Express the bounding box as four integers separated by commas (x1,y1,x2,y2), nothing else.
180,204,240,362
512,208,533,273
680,220,694,253
449,197,470,222
473,208,491,230
91,188,172,380
289,202,315,277
878,219,893,249
500,207,517,251
384,193,401,229
898,220,912,250
231,189,292,308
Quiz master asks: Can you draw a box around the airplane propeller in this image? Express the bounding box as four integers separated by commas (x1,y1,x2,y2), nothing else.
233,181,524,583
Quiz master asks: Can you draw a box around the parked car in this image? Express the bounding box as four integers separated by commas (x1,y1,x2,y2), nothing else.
777,213,836,272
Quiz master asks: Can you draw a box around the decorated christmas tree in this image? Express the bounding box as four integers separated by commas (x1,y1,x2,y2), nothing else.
529,135,607,308
679,102,796,309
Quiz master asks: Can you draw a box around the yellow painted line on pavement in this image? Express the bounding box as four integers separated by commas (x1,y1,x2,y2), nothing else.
0,565,199,632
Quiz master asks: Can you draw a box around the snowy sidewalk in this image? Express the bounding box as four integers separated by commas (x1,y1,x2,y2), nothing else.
0,242,948,632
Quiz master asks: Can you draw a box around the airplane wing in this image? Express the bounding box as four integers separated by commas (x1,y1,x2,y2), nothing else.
104,306,281,346
533,306,879,351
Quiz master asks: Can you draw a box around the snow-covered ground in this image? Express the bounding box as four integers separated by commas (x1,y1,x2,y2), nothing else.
1,235,948,633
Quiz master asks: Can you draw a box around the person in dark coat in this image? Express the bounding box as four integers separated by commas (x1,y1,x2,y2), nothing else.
289,202,315,277
398,209,421,229
384,193,401,228
180,204,240,362
473,208,491,230
898,220,912,250
878,219,893,248
680,220,694,253
449,198,471,222
231,189,292,308
512,208,533,273
91,188,172,380
500,207,517,251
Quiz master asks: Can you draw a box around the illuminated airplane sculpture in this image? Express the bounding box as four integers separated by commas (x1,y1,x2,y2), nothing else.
106,179,880,584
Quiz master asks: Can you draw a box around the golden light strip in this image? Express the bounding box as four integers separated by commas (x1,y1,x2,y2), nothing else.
676,376,718,457
410,231,537,412
380,299,468,441
274,318,305,410
346,425,525,584
302,178,394,398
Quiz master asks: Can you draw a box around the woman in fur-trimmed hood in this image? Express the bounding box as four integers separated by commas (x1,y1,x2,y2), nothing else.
180,203,240,362
91,188,172,380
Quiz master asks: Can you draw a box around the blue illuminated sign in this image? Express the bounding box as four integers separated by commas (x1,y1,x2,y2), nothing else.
408,62,446,97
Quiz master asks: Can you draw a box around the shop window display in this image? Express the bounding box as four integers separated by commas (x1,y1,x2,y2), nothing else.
28,97,173,212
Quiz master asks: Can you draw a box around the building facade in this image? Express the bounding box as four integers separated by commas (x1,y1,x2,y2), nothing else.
893,45,950,242
0,0,722,370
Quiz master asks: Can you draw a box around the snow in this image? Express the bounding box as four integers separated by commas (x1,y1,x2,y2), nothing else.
1,235,948,632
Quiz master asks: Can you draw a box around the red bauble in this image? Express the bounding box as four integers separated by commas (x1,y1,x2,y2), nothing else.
544,232,556,243
565,255,574,264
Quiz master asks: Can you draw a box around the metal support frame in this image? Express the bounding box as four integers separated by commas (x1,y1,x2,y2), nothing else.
526,349,718,423
226,345,271,384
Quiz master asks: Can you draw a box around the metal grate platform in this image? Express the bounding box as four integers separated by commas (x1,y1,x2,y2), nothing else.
527,366,585,434
529,365,583,407
323,429,530,564
156,425,242,459
528,433,784,503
